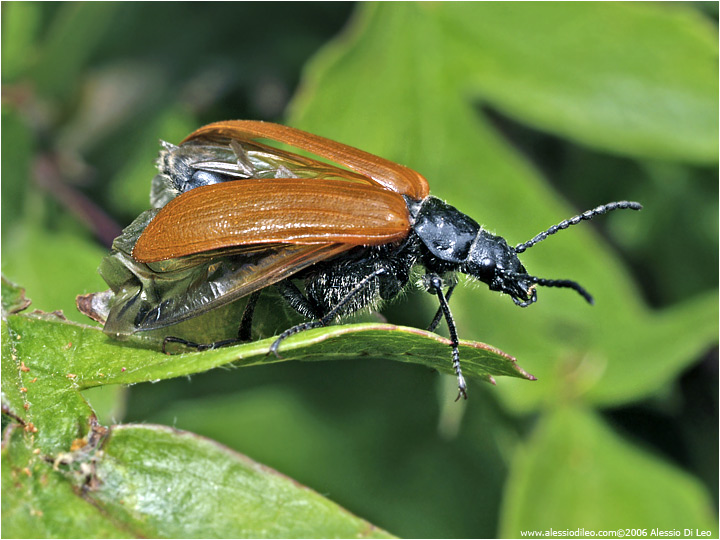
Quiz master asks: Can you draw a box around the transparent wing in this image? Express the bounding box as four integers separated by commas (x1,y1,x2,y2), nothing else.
101,241,354,335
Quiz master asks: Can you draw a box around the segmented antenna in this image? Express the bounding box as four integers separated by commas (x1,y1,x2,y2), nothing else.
514,201,642,254
529,276,594,305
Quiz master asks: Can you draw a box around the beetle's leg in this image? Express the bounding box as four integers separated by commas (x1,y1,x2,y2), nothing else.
237,290,261,341
163,336,197,354
162,290,263,354
274,280,321,319
427,283,456,333
318,267,388,324
162,335,241,354
425,274,467,401
269,268,388,358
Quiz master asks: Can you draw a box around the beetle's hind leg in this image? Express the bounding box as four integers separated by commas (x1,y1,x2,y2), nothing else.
237,290,261,341
274,280,321,320
162,335,240,354
162,290,262,353
269,268,389,358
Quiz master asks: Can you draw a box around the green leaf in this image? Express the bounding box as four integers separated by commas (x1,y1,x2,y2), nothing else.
2,262,533,537
3,285,525,537
1,272,532,457
1,420,391,539
1,425,131,539
2,311,95,453
440,2,718,163
2,276,31,315
292,3,717,162
499,407,718,535
141,384,516,538
4,310,534,393
3,285,412,537
91,424,392,538
288,2,718,410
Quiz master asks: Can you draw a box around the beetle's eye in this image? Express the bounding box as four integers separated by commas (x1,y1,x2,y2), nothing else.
478,257,496,280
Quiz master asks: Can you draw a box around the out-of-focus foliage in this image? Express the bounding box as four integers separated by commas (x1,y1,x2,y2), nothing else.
2,2,717,538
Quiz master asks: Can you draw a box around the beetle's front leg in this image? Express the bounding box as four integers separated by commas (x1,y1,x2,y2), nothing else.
423,274,467,400
427,283,457,333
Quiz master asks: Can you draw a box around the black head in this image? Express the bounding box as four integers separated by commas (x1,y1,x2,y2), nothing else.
462,229,539,306
413,198,642,307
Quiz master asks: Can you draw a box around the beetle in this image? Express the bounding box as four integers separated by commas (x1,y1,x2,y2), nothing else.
85,120,641,400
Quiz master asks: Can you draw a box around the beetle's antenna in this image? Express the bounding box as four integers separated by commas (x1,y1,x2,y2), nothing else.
530,276,594,305
514,201,642,254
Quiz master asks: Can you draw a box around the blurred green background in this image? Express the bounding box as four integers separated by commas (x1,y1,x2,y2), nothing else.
2,2,718,538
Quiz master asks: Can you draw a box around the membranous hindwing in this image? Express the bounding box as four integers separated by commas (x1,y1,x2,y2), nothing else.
150,135,378,209
96,209,329,344
96,204,359,343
